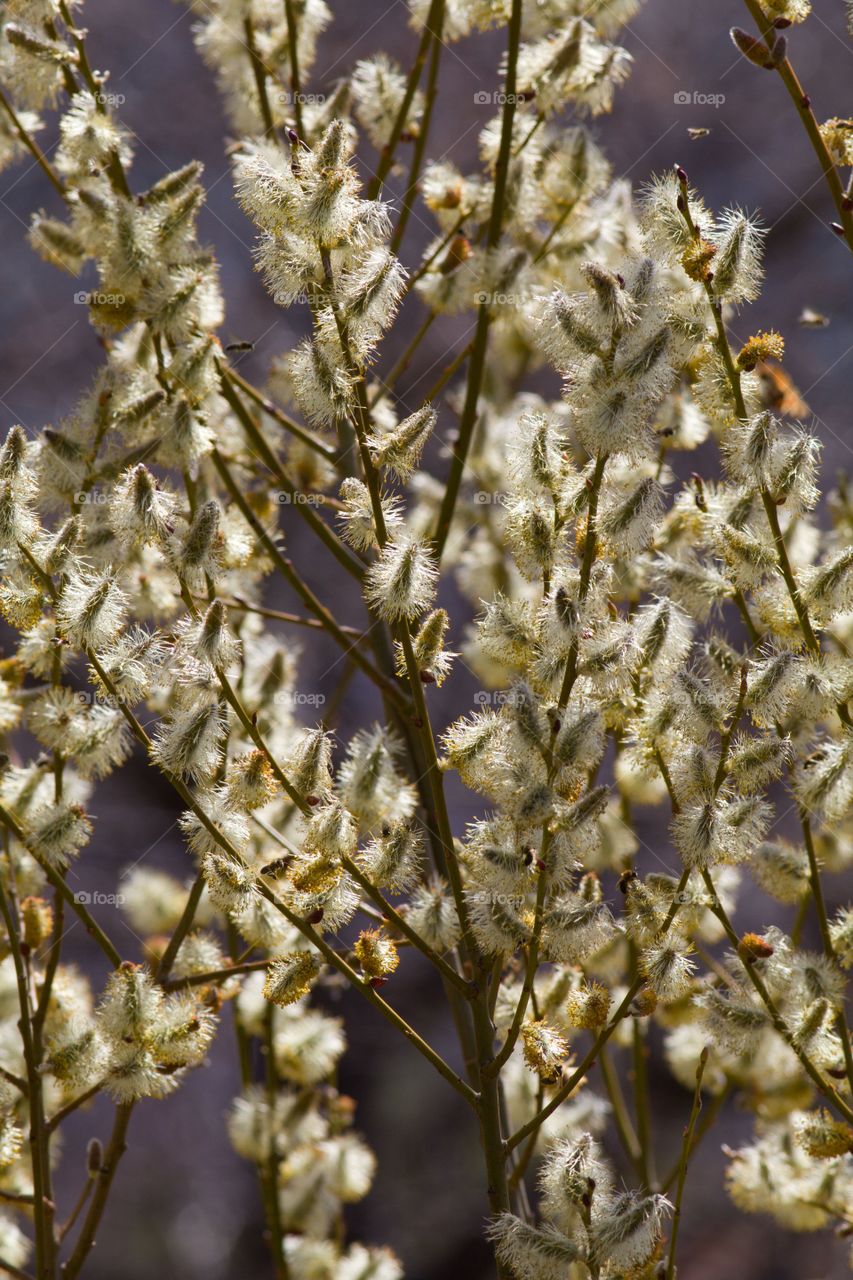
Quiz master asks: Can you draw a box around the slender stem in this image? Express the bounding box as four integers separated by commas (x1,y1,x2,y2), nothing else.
599,1045,644,1181
740,0,853,253
219,363,337,462
163,959,272,991
665,1047,709,1280
365,0,443,200
432,0,524,561
391,4,445,253
62,1104,133,1280
243,15,277,139
217,370,364,582
507,869,691,1153
210,449,408,710
0,87,66,199
700,868,853,1126
282,0,305,139
46,1081,102,1135
661,1083,732,1193
201,594,363,637
341,857,475,998
0,802,122,969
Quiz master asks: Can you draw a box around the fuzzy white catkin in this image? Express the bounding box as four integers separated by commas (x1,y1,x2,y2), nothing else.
0,0,851,1276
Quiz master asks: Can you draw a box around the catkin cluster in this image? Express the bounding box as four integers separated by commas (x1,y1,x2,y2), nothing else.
0,0,852,1278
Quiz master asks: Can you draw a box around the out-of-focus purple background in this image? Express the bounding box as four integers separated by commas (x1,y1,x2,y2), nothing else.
1,2,852,1276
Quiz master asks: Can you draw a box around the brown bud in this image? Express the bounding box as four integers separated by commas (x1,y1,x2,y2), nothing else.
631,987,658,1017
730,27,772,68
21,897,53,950
87,1138,103,1176
737,932,774,963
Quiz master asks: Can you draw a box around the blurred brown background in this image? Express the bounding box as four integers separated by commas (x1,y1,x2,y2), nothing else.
1,1,852,1276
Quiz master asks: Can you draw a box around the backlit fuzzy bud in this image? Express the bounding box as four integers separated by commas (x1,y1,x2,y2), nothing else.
177,600,240,670
598,476,663,555
31,801,92,867
152,701,226,783
99,963,164,1043
640,938,696,1000
671,793,771,869
42,515,82,576
397,607,456,686
21,895,53,948
304,798,359,859
338,477,402,551
351,53,423,149
590,1191,671,1272
152,992,217,1068
358,821,423,893
521,1020,569,1081
44,1020,107,1088
407,879,461,951
225,751,277,811
723,411,777,486
263,951,320,1007
727,733,791,794
795,1110,853,1158
469,891,530,956
338,245,407,358
57,92,132,175
539,1133,614,1228
202,852,255,914
541,898,615,963
803,546,853,621
353,929,399,979
770,430,820,511
29,211,87,274
504,495,558,581
565,981,611,1029
119,867,192,935
364,535,437,621
830,906,853,968
487,1215,583,1280
110,465,175,546
713,523,776,589
710,210,765,304
284,727,333,801
746,648,803,723
57,571,127,650
90,627,166,705
175,500,223,589
794,735,853,822
368,405,436,481
338,727,417,829
751,838,809,905
549,696,603,774
654,553,730,621
820,117,853,167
